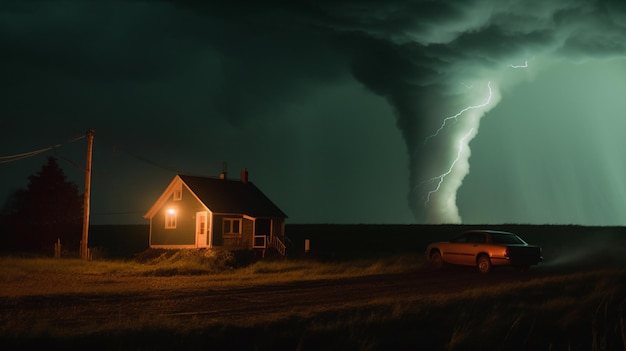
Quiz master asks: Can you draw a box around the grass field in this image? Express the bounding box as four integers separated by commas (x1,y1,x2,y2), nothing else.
1,253,625,350
1,224,626,350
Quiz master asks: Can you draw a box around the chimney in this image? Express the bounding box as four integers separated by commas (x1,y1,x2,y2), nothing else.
241,167,248,184
220,161,227,179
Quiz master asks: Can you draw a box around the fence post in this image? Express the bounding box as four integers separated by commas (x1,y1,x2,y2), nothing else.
54,238,61,259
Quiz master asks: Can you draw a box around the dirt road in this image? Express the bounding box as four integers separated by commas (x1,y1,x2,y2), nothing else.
0,267,547,332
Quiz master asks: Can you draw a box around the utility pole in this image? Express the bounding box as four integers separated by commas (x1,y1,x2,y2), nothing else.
81,129,94,260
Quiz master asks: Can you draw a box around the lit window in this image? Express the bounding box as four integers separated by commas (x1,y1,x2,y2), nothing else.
224,218,241,235
165,209,177,229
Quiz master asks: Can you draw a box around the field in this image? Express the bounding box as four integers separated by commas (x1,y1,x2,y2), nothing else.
1,224,626,350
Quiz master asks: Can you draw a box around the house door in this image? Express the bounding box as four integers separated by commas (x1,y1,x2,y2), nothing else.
196,211,209,248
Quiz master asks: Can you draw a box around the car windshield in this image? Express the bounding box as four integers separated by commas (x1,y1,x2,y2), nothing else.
491,233,527,245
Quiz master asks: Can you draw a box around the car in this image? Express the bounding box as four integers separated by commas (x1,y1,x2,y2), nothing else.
425,229,543,273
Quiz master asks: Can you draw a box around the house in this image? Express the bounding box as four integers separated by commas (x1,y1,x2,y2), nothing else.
143,169,288,255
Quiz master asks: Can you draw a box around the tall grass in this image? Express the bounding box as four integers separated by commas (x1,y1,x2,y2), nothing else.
289,269,626,350
1,252,624,350
0,256,136,280
0,251,424,290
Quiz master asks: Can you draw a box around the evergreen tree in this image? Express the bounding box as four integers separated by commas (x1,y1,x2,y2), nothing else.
3,156,83,252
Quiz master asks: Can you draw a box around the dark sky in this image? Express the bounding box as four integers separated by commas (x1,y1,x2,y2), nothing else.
2,0,626,226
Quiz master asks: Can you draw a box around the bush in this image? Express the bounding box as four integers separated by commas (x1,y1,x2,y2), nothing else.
131,248,259,274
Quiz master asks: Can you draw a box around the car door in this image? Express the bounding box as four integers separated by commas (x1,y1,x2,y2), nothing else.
458,233,487,265
441,233,471,265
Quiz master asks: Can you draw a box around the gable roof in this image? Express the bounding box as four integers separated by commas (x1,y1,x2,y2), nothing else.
144,174,287,219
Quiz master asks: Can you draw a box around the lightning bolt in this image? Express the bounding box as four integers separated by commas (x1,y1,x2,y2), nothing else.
508,60,528,68
424,127,475,205
424,82,492,144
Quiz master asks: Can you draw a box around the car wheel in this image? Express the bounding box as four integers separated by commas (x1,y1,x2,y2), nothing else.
430,251,444,270
477,254,492,273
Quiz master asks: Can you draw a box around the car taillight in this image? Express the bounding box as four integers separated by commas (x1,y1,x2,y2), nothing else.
505,248,510,257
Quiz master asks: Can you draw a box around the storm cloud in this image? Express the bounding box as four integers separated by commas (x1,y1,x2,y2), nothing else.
2,0,626,225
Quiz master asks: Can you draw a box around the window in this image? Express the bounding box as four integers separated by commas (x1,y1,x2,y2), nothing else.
223,218,241,235
492,233,526,245
452,234,469,243
173,185,182,201
452,232,485,243
468,234,486,243
165,209,177,229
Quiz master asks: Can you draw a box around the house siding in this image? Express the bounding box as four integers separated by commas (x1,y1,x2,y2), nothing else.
212,215,223,246
263,217,285,238
276,218,285,238
150,186,206,246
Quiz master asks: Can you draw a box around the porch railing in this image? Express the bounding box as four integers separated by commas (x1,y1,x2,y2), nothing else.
268,235,286,256
251,235,286,256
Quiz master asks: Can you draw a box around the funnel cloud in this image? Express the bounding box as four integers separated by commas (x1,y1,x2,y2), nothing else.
291,0,626,223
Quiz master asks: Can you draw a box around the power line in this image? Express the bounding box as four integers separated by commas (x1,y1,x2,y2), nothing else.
96,136,188,174
0,145,60,163
92,211,145,216
0,134,86,164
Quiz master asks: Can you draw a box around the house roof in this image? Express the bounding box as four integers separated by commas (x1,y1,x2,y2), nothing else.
144,174,287,219
181,175,287,218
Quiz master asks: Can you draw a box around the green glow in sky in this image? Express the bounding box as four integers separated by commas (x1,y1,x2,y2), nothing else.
3,1,626,226
461,58,626,225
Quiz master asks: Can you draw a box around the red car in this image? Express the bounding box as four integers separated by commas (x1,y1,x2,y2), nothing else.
425,230,543,273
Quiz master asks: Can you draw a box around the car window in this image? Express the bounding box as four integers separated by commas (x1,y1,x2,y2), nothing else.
467,233,486,243
491,233,526,245
451,234,469,243
452,233,486,243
